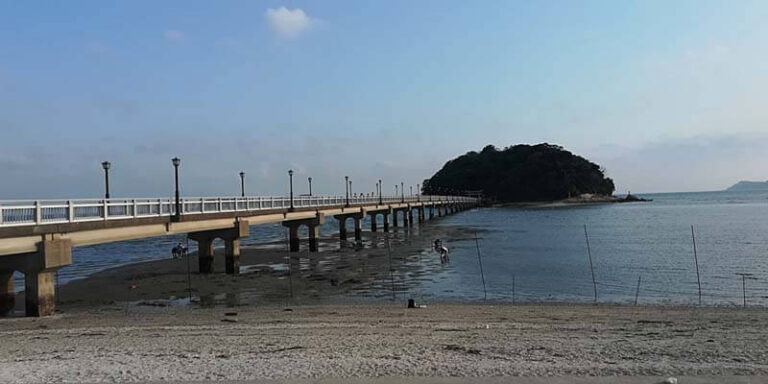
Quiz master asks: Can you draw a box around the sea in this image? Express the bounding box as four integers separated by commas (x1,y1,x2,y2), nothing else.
12,190,768,306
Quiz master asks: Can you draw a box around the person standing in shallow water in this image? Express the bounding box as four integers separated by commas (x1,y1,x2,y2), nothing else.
434,239,449,263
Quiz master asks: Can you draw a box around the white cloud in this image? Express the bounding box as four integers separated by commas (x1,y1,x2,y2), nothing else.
265,7,315,40
164,30,185,43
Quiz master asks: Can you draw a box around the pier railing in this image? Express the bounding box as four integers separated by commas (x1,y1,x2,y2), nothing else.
0,195,475,228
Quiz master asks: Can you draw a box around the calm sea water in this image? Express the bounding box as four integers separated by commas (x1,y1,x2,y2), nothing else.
432,190,768,305
13,190,768,306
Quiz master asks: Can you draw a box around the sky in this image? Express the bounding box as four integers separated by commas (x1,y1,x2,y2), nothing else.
1,0,767,199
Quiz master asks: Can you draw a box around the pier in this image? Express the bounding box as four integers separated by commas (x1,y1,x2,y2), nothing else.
0,194,476,317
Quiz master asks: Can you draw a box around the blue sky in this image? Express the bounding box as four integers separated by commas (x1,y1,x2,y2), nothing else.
1,0,767,198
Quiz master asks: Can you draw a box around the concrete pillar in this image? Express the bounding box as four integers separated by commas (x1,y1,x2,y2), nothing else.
197,237,214,274
383,212,390,232
339,217,348,241
438,205,444,217
392,211,399,227
189,221,249,274
308,225,319,252
0,270,14,316
19,238,72,317
225,238,240,275
353,217,363,241
418,207,425,223
370,214,378,232
407,208,414,226
25,270,56,317
283,213,325,253
288,225,300,252
429,206,434,219
403,210,410,226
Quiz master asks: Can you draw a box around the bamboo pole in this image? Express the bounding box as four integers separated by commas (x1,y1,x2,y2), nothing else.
583,225,597,303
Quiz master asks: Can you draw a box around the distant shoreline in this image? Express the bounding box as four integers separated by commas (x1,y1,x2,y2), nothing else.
496,193,651,208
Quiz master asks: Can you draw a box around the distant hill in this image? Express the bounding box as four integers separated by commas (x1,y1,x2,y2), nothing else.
727,181,768,191
422,143,615,202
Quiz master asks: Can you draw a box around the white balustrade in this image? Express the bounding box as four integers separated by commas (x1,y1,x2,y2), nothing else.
0,195,476,228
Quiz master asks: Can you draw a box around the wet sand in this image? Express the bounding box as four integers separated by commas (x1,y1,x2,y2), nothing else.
23,224,477,312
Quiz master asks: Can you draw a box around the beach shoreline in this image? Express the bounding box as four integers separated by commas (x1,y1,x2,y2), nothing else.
1,302,766,383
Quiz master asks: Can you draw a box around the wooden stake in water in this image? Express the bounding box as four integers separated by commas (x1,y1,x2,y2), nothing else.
185,237,192,302
634,275,641,306
736,273,755,307
474,232,487,301
286,228,293,298
691,225,702,305
583,225,598,303
386,234,396,300
512,275,516,305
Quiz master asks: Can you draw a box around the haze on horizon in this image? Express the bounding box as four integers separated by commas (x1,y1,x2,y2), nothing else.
1,0,767,199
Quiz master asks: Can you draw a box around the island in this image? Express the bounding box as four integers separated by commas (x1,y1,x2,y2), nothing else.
727,181,768,192
422,143,647,204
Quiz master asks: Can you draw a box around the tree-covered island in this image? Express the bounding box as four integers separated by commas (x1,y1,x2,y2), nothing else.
422,143,622,203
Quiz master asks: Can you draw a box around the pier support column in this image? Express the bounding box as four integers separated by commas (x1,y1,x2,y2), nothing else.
283,213,325,253
370,214,378,232
353,217,362,241
438,205,444,217
308,225,320,252
0,270,14,316
392,210,399,227
383,212,390,232
25,270,55,317
429,206,434,219
339,217,348,241
289,225,300,252
22,238,72,317
402,209,410,227
197,237,214,274
224,238,240,275
189,220,249,275
335,209,365,243
407,207,414,227
418,207,425,223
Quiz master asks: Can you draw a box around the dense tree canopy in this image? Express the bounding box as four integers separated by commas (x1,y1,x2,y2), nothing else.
422,143,615,202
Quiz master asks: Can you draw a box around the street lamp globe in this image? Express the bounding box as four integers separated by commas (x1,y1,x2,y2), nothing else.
101,161,111,170
172,157,181,167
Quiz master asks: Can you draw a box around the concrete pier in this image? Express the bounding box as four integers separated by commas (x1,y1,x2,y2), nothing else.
189,220,249,275
335,209,365,242
0,238,74,316
283,213,325,252
0,195,477,317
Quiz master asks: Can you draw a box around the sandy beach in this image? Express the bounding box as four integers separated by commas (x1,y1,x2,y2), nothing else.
1,303,767,383
2,224,768,383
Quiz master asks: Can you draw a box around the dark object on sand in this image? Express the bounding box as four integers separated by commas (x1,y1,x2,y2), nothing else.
408,299,415,308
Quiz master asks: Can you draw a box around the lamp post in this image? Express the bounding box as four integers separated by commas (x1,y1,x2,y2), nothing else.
417,183,420,202
288,170,294,210
395,184,398,199
410,185,413,198
239,171,245,197
345,176,350,206
401,181,404,203
101,161,111,199
349,180,353,201
378,179,383,205
308,177,313,196
171,157,181,222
